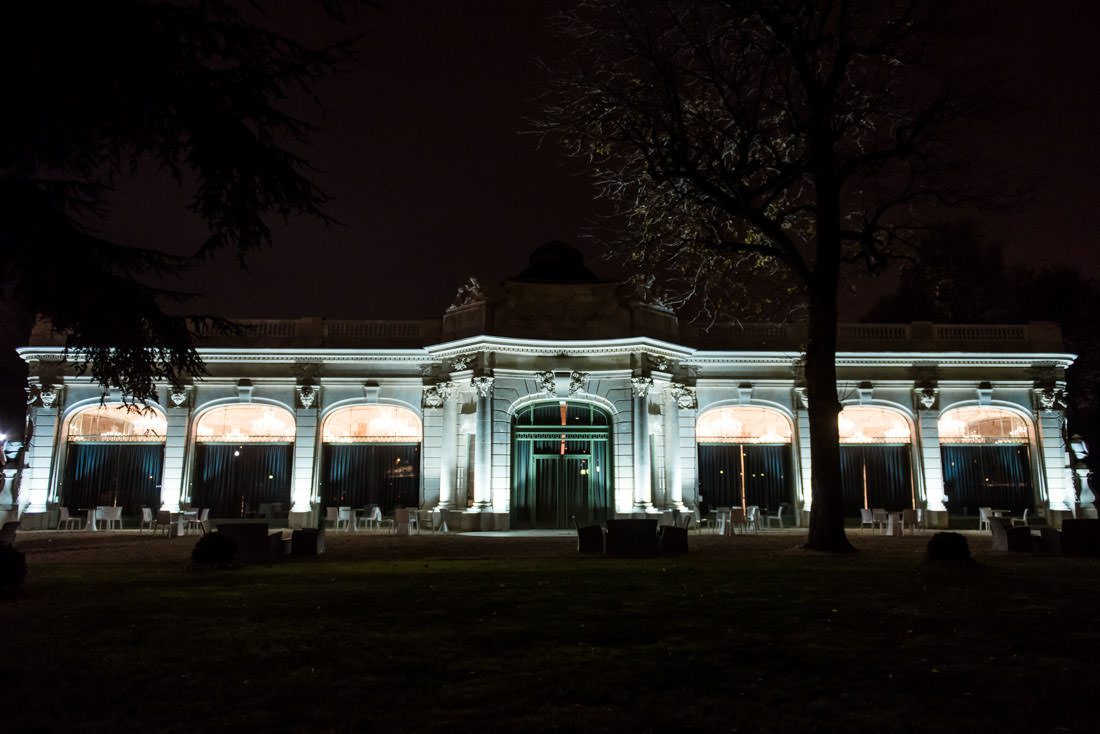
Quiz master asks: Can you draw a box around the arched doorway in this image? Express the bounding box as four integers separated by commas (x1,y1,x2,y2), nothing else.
838,406,914,514
320,405,422,513
191,404,294,518
62,404,166,515
696,406,794,512
939,406,1033,515
511,401,611,529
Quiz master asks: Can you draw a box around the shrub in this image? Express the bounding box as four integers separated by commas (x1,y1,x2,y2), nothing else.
0,544,27,597
927,531,972,562
191,532,237,567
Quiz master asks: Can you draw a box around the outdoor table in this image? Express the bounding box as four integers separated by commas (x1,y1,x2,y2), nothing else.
883,511,904,537
79,507,97,532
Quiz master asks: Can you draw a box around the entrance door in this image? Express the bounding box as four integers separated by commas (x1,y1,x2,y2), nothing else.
528,453,596,528
512,402,612,529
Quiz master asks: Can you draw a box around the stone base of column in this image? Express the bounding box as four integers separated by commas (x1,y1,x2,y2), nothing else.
632,500,655,513
470,500,494,513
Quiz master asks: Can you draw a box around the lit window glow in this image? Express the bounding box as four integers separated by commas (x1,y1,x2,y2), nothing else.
697,406,792,444
838,406,911,444
68,404,167,442
196,405,295,443
322,405,422,443
938,406,1029,444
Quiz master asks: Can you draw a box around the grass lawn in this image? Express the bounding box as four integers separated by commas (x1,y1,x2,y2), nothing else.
3,530,1099,732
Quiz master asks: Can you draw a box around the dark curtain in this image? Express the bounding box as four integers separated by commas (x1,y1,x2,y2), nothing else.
193,443,292,518
698,444,792,510
839,445,913,515
320,443,420,513
62,443,163,515
942,445,1032,515
512,438,610,529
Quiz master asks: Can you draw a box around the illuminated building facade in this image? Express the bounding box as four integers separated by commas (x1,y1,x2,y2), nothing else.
12,243,1079,529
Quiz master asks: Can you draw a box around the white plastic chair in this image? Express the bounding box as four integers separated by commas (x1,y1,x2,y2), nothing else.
714,507,731,536
139,507,155,533
324,506,339,530
978,507,992,532
336,506,354,532
97,506,123,531
765,505,785,529
187,508,210,535
901,508,917,534
1012,508,1030,527
58,507,83,530
859,508,875,532
745,506,760,533
872,508,888,532
408,509,420,534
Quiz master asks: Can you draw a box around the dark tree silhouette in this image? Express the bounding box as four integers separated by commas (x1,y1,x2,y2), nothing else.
538,0,978,551
0,1,352,432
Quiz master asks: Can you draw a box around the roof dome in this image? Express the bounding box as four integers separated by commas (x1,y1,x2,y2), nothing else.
512,240,602,283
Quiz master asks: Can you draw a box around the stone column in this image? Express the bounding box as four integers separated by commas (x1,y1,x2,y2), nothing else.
915,387,946,512
631,376,654,513
160,387,192,512
290,384,320,520
22,384,63,515
665,384,696,511
472,376,494,511
1034,388,1074,511
793,387,813,513
424,381,458,510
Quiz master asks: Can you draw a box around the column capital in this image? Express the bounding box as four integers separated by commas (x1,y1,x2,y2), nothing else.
913,385,939,411
422,380,457,408
472,376,495,399
668,382,697,409
631,376,654,399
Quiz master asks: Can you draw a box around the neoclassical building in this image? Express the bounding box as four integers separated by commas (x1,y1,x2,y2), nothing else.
11,242,1079,529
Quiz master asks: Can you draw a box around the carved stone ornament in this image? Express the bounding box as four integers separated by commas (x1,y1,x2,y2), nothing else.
471,376,494,399
27,383,61,409
631,376,654,399
650,354,670,372
422,381,456,409
451,355,473,371
669,383,697,409
296,383,319,410
169,386,192,408
794,387,809,409
915,386,938,410
1034,387,1067,412
568,370,589,396
446,276,486,312
535,371,556,396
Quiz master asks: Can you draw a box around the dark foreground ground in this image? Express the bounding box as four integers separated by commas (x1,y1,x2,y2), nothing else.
3,528,1099,733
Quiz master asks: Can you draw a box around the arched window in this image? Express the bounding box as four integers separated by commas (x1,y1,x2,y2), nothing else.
939,406,1033,515
837,406,911,443
195,404,296,442
320,405,421,512
322,405,422,442
837,406,913,513
696,406,793,513
192,404,295,519
696,406,792,444
938,406,1029,444
62,404,167,514
68,404,166,442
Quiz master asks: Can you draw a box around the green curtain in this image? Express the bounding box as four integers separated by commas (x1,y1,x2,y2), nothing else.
942,445,1032,515
193,443,292,518
62,443,164,515
320,443,420,512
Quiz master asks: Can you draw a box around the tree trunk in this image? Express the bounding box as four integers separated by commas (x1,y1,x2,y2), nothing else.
804,175,855,552
803,287,854,552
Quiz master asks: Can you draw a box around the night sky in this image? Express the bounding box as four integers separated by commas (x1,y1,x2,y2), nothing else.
93,0,1100,322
